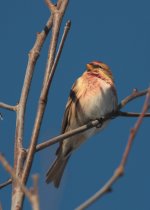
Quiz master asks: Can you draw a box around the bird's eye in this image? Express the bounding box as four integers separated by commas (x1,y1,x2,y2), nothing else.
93,64,101,68
98,65,102,68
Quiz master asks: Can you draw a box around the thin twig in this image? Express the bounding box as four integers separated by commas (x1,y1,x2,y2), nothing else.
46,20,71,89
118,111,150,117
0,103,17,111
0,179,12,190
120,88,150,167
76,88,150,210
118,88,148,109
36,119,100,152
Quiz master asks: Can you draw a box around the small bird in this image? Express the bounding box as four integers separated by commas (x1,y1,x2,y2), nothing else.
46,61,118,187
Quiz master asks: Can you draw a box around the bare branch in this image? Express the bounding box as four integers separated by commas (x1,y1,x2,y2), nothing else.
118,88,148,109
11,1,63,209
0,179,12,190
120,88,150,167
0,103,17,111
0,154,41,210
35,88,150,152
35,111,150,153
47,20,71,87
0,154,32,202
118,111,150,117
76,88,150,210
36,119,100,152
45,0,57,13
16,1,69,207
0,175,40,210
30,175,40,210
0,1,70,196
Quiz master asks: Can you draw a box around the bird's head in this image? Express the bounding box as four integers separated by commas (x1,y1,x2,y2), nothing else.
86,61,114,81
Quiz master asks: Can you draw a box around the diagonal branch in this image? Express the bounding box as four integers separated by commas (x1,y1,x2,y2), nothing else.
0,179,12,190
120,89,150,167
118,88,148,109
35,112,150,153
0,154,33,203
75,88,150,210
46,19,71,87
0,154,40,210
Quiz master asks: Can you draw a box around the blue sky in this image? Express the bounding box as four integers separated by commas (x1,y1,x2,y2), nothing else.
0,1,150,210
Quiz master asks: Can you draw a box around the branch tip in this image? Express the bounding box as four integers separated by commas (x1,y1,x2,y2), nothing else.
133,88,138,93
0,178,12,190
66,20,71,28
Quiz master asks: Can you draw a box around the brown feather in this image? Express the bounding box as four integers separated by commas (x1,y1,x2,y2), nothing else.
46,154,70,188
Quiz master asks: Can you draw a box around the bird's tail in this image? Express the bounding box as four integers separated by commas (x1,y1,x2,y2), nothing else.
46,155,70,188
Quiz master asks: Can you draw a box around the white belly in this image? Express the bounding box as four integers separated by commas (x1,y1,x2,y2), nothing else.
82,79,115,119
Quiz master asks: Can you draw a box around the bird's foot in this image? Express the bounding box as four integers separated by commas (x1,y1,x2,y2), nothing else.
96,117,104,128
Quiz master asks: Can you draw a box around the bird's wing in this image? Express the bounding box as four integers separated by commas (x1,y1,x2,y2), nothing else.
61,80,79,134
56,80,79,155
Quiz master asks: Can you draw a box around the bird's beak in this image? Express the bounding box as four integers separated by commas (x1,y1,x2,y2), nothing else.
86,63,93,71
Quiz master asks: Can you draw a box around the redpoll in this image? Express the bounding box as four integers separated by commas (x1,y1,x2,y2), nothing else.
46,61,118,187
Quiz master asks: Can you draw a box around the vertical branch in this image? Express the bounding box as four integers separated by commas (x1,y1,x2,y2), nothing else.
12,0,69,209
31,175,40,210
13,2,54,183
11,1,63,209
21,0,69,185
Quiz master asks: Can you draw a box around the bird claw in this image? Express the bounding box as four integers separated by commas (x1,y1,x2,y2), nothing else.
96,117,104,128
